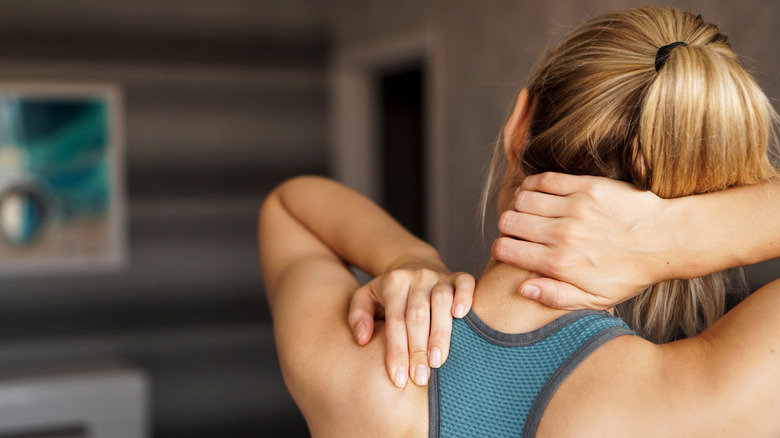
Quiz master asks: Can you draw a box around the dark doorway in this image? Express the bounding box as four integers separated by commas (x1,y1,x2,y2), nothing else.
379,65,426,239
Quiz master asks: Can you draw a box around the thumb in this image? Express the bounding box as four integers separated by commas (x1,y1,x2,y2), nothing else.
518,278,608,311
348,284,379,345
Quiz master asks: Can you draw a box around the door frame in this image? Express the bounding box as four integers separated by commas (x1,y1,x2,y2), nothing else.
330,31,449,255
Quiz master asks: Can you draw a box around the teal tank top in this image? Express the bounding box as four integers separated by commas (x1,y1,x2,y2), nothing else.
429,309,635,437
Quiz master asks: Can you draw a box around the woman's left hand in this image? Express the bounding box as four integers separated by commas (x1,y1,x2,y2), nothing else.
492,172,667,309
348,266,475,388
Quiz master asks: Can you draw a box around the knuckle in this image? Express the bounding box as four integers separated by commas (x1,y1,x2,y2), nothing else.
538,172,557,189
566,225,588,245
559,220,576,236
551,221,576,243
542,252,568,276
587,181,605,198
531,219,546,238
431,286,453,305
558,224,578,244
386,314,407,331
569,201,588,219
384,270,409,288
429,326,450,341
557,252,578,271
551,284,566,308
406,306,430,325
415,268,436,283
410,348,429,358
387,350,408,362
456,272,475,287
381,273,397,289
539,258,557,276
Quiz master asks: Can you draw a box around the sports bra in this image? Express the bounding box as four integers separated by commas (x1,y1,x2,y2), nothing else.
428,309,635,437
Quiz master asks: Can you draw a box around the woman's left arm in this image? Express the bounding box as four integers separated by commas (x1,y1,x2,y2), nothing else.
260,176,441,295
259,176,471,388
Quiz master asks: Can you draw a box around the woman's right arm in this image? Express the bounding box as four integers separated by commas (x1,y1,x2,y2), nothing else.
492,173,780,309
538,276,780,437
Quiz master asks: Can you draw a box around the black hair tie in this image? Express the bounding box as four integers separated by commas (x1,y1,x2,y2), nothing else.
655,41,687,72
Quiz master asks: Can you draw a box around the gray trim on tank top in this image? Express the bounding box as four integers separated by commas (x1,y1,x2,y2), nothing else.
429,367,441,438
428,309,634,438
463,309,611,347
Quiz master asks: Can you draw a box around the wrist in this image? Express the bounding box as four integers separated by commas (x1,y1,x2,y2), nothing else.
385,245,447,274
661,193,743,280
622,193,683,286
658,195,690,280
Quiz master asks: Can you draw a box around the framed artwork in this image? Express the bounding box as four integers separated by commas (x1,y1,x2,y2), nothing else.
0,83,126,275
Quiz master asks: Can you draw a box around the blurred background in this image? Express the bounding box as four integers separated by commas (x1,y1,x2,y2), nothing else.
0,0,777,437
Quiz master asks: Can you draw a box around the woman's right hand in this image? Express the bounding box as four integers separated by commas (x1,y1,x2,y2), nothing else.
348,265,474,388
492,172,675,310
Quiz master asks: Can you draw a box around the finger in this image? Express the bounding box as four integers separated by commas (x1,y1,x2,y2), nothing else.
348,284,378,346
451,273,475,319
492,237,559,277
429,282,454,369
518,278,612,310
521,172,593,196
513,189,569,218
406,275,434,386
383,276,412,388
497,211,557,244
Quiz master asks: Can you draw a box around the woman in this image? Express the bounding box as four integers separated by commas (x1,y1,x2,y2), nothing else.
260,7,780,436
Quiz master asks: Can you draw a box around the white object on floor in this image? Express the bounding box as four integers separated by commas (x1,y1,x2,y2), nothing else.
0,361,149,438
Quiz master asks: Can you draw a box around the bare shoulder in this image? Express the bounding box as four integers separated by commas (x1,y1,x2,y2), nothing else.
539,280,780,437
272,266,428,437
537,336,676,437
311,325,430,438
538,331,773,437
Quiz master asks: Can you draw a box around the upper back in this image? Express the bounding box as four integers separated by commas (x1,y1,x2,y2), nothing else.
431,310,634,437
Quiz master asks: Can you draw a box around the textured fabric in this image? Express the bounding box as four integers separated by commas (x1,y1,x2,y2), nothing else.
429,309,635,438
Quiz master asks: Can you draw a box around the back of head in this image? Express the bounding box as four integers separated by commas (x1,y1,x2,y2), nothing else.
498,7,778,342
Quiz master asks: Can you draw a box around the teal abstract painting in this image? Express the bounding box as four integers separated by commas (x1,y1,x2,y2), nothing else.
0,84,125,274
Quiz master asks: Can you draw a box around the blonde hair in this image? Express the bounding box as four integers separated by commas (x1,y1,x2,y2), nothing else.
484,7,779,343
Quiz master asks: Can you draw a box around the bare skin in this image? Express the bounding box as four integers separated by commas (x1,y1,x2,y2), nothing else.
354,174,780,388
260,174,780,437
259,90,780,436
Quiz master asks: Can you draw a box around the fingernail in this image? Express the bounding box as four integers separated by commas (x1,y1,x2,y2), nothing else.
454,303,465,318
394,368,407,388
355,321,366,340
514,186,522,196
414,365,429,386
521,284,541,300
430,347,442,368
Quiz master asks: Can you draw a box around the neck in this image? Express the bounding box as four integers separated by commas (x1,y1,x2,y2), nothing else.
471,260,571,333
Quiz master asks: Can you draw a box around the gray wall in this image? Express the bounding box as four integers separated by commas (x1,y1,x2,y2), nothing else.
330,0,780,282
0,0,326,436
